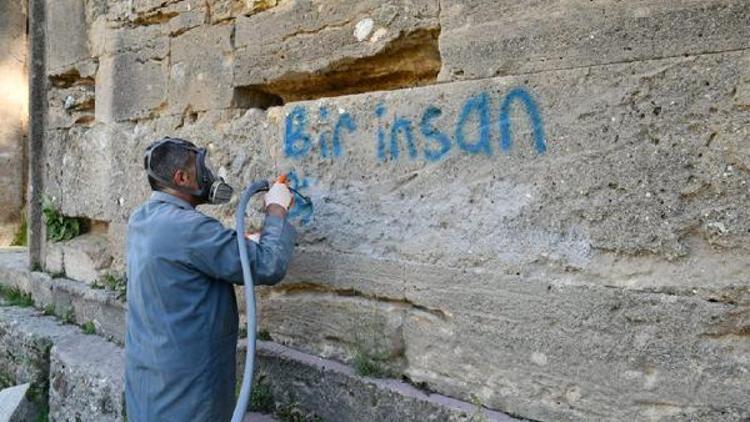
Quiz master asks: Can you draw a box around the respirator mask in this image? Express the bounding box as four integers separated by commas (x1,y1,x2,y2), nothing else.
144,137,234,205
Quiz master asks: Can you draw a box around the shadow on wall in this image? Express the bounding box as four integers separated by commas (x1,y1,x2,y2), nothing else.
0,41,29,245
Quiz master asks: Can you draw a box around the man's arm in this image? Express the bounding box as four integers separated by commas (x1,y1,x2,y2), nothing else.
188,208,296,285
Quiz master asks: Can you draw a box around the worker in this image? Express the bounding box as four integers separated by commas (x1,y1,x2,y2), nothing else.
124,137,296,421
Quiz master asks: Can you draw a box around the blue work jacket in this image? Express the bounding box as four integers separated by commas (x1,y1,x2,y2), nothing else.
124,191,296,421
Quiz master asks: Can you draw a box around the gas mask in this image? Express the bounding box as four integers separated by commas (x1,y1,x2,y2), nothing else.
144,137,234,205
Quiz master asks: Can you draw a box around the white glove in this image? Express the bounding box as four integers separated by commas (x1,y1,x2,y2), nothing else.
245,232,261,243
264,182,293,210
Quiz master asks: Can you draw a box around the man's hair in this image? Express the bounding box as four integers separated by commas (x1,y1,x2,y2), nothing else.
147,142,195,191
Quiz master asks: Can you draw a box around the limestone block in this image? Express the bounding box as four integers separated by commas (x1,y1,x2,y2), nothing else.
42,130,67,211
234,0,440,99
48,85,96,129
62,233,112,285
102,24,169,58
0,306,69,416
106,222,127,273
400,268,750,421
46,0,90,74
45,241,65,274
250,341,518,422
438,0,750,81
258,289,407,366
49,334,125,422
0,383,32,422
269,50,750,272
168,23,236,113
95,46,168,123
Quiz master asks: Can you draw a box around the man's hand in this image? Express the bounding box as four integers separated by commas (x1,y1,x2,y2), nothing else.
245,231,261,243
266,204,287,218
264,182,293,217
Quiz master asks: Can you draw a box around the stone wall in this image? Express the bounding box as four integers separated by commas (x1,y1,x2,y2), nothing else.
0,0,28,245
38,1,750,421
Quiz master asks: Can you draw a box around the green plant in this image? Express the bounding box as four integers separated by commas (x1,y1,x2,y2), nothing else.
26,385,49,422
82,321,96,335
35,404,49,422
353,350,391,378
0,285,34,307
42,196,82,242
42,304,56,316
61,308,76,324
95,273,127,300
249,379,275,413
257,329,272,341
0,370,13,389
10,213,27,246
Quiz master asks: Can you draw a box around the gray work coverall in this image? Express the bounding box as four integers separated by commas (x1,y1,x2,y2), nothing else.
125,191,296,421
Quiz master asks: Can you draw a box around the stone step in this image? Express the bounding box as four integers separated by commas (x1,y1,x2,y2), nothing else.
0,248,522,421
0,304,124,421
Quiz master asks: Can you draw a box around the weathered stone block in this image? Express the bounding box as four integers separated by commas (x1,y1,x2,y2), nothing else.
258,288,407,367
45,242,64,274
95,50,168,123
270,50,750,271
168,23,236,113
49,335,125,422
55,123,140,221
48,85,96,129
234,0,441,100
400,265,750,421
245,341,516,422
63,233,112,285
47,0,90,74
438,0,750,81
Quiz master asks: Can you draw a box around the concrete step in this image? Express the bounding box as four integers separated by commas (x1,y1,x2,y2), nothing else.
0,248,522,421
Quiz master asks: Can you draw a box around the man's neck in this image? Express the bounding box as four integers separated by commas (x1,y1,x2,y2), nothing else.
161,188,200,208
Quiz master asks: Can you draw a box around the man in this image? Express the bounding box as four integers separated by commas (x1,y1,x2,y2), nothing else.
125,137,296,421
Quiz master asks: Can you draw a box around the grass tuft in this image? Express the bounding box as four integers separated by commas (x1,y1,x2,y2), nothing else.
353,350,392,378
81,321,96,335
0,285,34,307
249,378,275,413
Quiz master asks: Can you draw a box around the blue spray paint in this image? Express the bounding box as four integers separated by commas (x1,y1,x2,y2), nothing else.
375,103,387,161
331,112,357,158
318,107,332,158
420,106,452,161
284,87,547,162
455,93,492,156
390,117,418,160
285,106,312,158
499,87,547,154
285,171,314,225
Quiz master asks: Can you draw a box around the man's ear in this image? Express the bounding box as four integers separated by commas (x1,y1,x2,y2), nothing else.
172,169,189,187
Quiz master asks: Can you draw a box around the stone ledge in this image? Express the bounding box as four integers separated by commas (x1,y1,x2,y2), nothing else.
0,305,124,421
247,340,521,422
0,249,126,344
0,249,521,421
